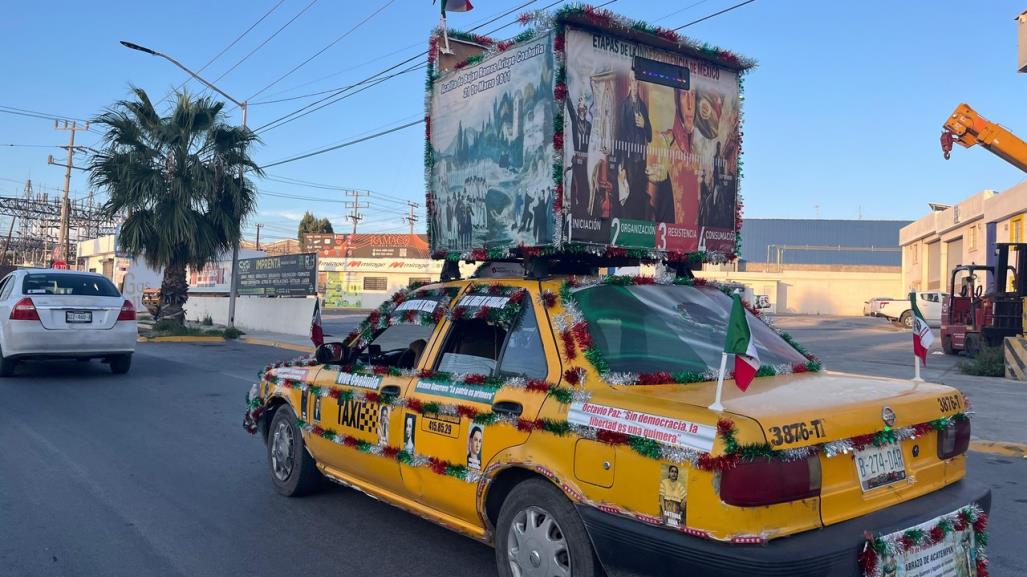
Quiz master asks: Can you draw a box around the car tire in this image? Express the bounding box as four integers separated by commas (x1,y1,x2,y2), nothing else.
942,335,955,355
495,478,601,577
267,404,322,497
110,354,132,374
0,349,17,378
899,311,913,329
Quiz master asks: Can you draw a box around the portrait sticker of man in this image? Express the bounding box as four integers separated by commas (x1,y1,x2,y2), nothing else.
467,425,484,471
403,414,417,453
658,464,687,528
616,75,652,221
377,406,390,446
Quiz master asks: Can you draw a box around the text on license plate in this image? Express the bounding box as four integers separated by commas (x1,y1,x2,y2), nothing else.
855,443,906,491
66,311,92,323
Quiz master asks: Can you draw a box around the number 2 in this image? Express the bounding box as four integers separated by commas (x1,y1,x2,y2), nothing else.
611,218,621,245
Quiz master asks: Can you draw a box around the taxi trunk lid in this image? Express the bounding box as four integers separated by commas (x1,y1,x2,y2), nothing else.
617,371,967,527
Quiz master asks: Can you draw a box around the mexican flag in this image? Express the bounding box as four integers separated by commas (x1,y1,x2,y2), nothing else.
724,294,760,391
436,0,473,13
911,293,934,366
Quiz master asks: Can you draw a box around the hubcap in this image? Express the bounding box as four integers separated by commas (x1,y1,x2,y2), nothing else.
270,419,295,482
507,506,571,577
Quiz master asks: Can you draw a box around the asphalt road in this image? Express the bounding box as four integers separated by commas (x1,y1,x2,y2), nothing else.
0,318,1023,577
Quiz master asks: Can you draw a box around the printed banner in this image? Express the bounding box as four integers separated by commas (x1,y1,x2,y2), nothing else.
568,401,716,452
415,379,499,404
563,27,740,254
872,511,978,577
237,253,318,297
429,33,556,252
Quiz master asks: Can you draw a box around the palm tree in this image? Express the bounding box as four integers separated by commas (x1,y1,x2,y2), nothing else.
89,88,261,323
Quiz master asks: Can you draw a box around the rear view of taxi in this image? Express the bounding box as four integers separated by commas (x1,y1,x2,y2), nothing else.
0,269,137,376
246,276,989,577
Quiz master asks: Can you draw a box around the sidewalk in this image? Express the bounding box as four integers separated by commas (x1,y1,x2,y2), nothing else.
241,331,316,354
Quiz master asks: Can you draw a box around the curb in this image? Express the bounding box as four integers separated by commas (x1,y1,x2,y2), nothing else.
138,335,227,343
969,440,1027,458
241,336,315,353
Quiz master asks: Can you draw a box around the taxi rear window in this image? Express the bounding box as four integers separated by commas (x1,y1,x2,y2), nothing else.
573,284,806,375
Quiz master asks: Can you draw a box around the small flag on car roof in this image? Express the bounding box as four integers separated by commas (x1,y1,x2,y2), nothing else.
724,293,760,392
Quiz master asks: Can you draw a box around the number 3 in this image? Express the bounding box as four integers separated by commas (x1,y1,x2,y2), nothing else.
657,223,667,250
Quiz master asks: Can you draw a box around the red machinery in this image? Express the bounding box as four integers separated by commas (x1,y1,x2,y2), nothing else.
941,243,1027,357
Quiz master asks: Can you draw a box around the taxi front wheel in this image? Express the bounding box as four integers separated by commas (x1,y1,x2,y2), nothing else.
495,478,601,577
267,405,321,497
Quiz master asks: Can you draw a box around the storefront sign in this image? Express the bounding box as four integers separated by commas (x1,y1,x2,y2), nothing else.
237,253,317,296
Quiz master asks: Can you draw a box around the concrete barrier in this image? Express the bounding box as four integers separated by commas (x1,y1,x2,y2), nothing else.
1003,336,1027,381
184,296,316,336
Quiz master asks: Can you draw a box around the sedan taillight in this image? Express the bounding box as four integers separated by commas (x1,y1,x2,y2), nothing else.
10,297,40,321
937,418,971,459
117,299,136,321
720,456,821,507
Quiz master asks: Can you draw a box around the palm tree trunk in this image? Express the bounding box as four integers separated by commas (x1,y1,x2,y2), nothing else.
157,261,189,324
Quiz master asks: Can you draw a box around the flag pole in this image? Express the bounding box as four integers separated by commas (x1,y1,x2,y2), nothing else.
709,352,728,412
912,354,923,382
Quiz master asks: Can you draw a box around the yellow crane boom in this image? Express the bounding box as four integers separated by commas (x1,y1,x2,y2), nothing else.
941,103,1027,172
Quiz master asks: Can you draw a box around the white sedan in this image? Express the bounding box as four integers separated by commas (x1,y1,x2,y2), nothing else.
0,269,137,376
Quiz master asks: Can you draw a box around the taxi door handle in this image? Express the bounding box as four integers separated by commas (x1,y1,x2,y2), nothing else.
381,385,402,396
492,401,523,417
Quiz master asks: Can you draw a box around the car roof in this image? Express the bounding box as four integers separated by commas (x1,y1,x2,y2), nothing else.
19,268,107,276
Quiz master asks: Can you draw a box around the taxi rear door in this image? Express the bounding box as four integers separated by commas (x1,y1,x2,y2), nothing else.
398,280,562,526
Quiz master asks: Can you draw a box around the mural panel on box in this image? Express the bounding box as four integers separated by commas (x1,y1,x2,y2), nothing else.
429,33,556,252
563,27,740,254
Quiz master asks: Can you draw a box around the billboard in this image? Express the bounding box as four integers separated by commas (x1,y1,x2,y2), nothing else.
428,32,556,252
563,26,740,254
237,253,317,297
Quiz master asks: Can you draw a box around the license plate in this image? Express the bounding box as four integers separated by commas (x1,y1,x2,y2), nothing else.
66,311,92,323
855,443,906,491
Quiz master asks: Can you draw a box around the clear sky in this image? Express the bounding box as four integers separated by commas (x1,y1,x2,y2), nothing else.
2,0,1025,244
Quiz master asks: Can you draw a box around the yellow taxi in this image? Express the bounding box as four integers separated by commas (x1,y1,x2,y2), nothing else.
244,271,989,577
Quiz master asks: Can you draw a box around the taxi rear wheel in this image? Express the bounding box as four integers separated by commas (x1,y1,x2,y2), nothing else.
495,478,600,577
268,405,321,497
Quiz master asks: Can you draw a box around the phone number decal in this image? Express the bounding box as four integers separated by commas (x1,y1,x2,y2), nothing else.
768,419,826,446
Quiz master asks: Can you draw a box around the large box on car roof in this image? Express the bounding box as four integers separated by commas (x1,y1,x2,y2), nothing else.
425,6,753,262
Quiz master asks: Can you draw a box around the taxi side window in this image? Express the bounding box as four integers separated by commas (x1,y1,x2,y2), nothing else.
436,319,507,375
496,304,547,379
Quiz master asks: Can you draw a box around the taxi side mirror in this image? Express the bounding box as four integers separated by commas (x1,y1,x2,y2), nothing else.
315,342,350,365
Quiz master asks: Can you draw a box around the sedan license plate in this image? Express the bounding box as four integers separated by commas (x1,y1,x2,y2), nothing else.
66,311,92,323
855,443,906,491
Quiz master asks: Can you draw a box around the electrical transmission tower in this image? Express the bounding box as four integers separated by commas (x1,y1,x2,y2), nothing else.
345,190,370,235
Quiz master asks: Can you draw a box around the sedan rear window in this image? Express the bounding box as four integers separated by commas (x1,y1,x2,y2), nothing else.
22,273,120,297
573,284,807,375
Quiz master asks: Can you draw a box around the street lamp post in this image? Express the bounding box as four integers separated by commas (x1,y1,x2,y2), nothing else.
121,41,247,329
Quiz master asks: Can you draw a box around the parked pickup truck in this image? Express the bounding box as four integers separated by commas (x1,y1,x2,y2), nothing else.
878,292,942,328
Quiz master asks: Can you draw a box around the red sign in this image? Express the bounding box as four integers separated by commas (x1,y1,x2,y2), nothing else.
52,260,69,270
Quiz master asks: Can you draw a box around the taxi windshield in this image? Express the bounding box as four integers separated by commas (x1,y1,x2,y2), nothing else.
572,284,807,375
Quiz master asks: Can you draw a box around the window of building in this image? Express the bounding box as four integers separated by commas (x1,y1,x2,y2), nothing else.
1012,215,1024,243
969,225,978,251
911,243,918,265
362,276,388,291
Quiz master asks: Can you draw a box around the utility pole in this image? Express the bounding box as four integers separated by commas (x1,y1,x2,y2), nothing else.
345,190,370,235
403,201,420,235
255,223,263,251
1,217,15,265
52,120,88,266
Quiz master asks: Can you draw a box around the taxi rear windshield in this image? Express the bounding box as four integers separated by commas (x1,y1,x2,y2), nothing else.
23,273,121,297
573,284,806,375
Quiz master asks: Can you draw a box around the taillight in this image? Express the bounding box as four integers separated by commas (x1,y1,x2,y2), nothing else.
937,418,971,459
10,297,40,321
720,457,821,507
117,299,136,321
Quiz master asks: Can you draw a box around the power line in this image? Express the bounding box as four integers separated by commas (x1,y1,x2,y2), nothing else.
259,119,422,169
653,0,714,23
673,0,757,30
212,0,322,84
247,0,396,101
180,0,287,91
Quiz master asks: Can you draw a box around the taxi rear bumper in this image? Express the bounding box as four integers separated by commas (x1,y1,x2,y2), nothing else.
578,479,991,577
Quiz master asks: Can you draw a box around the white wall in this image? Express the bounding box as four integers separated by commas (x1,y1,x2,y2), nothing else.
184,296,316,336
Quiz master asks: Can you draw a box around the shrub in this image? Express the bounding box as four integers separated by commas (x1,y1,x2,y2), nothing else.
201,315,214,326
960,344,1005,377
223,327,244,340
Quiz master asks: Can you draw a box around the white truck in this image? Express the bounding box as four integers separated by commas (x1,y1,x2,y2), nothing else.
878,292,943,328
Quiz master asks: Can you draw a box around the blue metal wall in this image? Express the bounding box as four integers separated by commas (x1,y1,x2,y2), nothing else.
740,219,909,266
